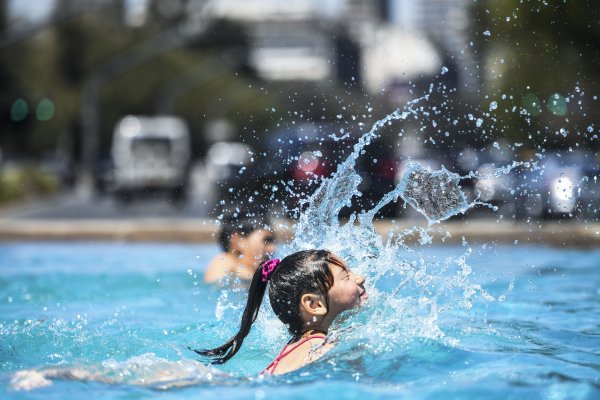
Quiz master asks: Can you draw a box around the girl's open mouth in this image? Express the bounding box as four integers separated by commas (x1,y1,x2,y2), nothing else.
359,290,368,301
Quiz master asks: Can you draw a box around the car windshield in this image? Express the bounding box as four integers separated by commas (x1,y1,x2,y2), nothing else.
131,137,172,160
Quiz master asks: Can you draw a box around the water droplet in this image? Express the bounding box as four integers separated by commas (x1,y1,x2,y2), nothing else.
559,128,568,137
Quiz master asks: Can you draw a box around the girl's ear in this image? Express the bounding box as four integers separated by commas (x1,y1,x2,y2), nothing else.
300,293,327,316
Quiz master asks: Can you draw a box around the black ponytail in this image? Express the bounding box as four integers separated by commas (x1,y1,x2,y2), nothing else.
191,261,269,364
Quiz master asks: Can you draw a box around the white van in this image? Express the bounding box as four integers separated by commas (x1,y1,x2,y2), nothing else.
111,115,191,201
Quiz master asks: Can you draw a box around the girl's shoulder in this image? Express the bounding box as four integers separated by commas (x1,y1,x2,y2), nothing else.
269,336,330,375
305,336,335,363
204,253,238,283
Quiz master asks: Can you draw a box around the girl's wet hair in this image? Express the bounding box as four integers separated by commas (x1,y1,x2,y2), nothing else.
218,212,270,252
192,249,344,364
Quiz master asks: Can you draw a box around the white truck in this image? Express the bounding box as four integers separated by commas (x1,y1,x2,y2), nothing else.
111,115,191,202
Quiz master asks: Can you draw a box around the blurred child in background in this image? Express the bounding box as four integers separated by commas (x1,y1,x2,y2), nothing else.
204,212,276,284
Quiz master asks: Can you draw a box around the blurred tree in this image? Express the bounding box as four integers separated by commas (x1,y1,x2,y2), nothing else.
147,0,188,28
0,0,375,179
471,0,600,151
0,0,5,33
0,0,275,167
0,0,127,159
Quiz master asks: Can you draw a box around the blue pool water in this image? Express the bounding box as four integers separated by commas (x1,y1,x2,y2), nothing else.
1,241,599,399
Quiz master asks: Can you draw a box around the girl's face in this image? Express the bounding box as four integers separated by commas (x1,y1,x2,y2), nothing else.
326,255,367,316
238,228,276,268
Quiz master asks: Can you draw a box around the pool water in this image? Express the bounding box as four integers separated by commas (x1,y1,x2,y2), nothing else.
1,241,599,399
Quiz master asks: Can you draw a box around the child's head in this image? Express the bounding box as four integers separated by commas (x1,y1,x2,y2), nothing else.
218,213,276,265
268,250,367,335
194,249,367,364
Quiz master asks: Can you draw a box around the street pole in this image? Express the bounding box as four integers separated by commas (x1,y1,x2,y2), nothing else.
78,21,209,197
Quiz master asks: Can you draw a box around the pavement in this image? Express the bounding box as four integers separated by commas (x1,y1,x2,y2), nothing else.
0,217,598,248
1,183,598,248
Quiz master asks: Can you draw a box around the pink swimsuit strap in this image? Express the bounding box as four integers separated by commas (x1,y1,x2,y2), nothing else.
261,334,326,375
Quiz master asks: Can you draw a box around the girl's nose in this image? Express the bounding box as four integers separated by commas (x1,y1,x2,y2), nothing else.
355,273,365,284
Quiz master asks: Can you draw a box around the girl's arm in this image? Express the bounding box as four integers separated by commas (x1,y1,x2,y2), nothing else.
11,367,109,391
11,360,227,391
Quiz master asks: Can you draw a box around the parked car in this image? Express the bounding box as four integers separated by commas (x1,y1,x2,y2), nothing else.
474,163,516,206
207,140,260,215
576,152,600,220
111,115,191,203
515,151,598,219
213,122,402,219
269,123,401,218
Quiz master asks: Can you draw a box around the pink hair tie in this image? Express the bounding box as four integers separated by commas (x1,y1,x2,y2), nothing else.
261,258,280,282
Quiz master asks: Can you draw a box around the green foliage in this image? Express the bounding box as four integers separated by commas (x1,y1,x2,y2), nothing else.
471,0,600,149
0,166,58,204
0,8,279,160
5,0,596,163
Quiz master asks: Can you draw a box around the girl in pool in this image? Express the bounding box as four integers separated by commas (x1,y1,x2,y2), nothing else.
193,249,368,375
11,250,366,390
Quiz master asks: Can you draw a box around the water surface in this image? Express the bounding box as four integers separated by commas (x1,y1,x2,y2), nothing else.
1,242,598,399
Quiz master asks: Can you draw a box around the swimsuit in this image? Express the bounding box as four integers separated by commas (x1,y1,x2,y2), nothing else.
261,334,326,375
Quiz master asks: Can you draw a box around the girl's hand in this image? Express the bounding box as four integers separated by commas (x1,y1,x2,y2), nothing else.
10,370,52,391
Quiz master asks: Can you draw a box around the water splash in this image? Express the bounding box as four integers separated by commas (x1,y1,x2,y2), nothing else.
283,90,534,348
381,163,470,225
292,94,428,250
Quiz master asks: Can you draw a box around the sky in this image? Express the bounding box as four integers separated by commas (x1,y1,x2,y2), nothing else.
5,0,346,24
8,0,56,24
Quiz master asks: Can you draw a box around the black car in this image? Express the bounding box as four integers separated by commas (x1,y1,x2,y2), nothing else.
213,123,399,219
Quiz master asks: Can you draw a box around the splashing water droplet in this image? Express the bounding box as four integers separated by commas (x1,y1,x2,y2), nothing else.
397,164,472,224
280,86,532,352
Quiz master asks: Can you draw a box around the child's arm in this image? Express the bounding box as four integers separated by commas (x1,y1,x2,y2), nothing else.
10,367,109,391
11,361,227,391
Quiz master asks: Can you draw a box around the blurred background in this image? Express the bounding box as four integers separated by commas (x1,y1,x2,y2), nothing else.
0,0,598,221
